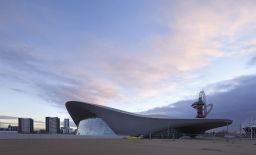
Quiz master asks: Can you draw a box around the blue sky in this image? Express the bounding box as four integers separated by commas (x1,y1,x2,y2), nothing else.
0,0,256,129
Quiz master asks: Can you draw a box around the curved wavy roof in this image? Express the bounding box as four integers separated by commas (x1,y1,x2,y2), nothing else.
66,101,232,136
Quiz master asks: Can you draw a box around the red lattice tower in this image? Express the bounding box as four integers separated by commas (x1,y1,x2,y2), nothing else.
192,91,213,118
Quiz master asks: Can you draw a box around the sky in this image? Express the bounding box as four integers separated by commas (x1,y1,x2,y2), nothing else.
0,0,256,130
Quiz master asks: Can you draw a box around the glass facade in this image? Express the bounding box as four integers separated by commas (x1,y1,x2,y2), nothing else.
77,118,116,136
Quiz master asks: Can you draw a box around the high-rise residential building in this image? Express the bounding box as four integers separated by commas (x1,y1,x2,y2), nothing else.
62,119,70,134
64,119,69,129
18,118,33,133
46,117,60,134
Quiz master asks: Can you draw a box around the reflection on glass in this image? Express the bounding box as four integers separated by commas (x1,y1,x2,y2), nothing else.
77,118,116,136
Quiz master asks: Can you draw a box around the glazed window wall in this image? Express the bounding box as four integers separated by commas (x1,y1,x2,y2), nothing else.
77,118,116,136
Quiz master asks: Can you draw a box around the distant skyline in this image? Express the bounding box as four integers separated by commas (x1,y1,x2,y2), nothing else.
0,0,256,128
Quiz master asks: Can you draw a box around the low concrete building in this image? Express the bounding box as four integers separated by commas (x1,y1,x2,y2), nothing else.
66,101,232,138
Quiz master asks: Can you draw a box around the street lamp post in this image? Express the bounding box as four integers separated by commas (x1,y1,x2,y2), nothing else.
251,126,253,140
